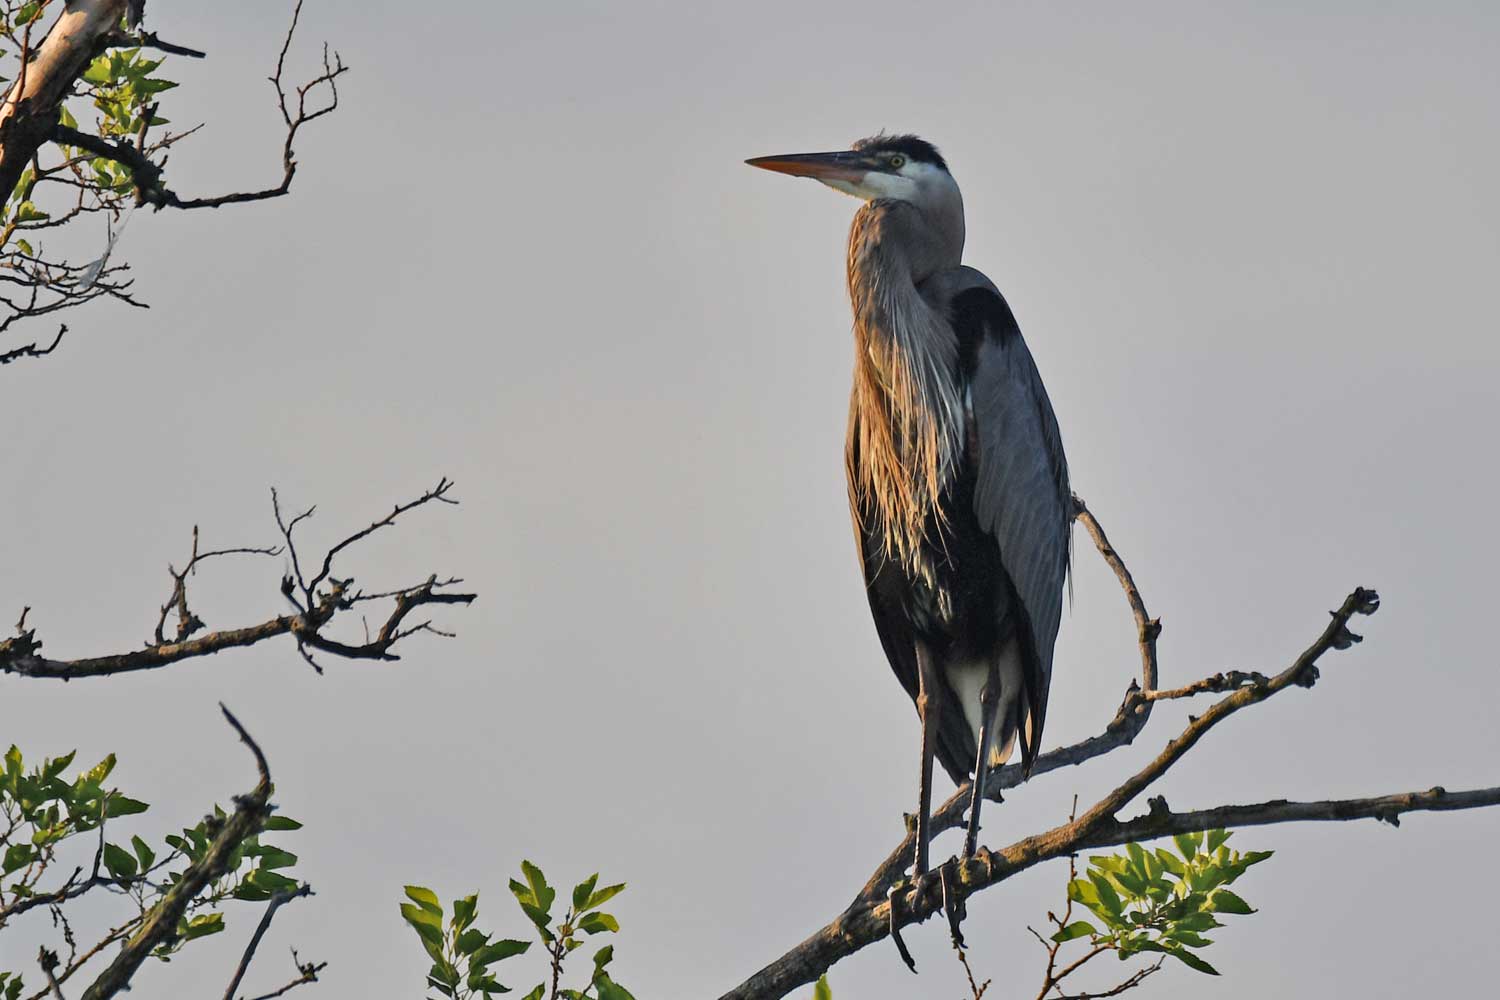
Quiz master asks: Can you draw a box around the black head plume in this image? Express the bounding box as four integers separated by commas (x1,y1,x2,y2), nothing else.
852,133,948,172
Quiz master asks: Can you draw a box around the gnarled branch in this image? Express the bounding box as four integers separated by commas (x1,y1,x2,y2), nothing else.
716,500,1500,1000
0,480,473,681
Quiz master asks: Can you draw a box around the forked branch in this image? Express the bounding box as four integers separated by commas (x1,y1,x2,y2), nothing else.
717,501,1500,1000
0,480,474,680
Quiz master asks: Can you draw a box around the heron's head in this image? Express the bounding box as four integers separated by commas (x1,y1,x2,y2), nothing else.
746,134,954,205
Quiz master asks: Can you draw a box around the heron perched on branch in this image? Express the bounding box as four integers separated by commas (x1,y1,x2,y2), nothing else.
747,135,1071,913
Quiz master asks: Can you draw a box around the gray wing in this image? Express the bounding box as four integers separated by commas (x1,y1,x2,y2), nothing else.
925,267,1072,761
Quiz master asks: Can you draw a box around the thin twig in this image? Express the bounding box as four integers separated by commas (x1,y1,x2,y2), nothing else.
221,886,314,1000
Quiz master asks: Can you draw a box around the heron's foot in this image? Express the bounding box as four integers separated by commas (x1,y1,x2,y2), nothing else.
938,858,969,948
886,881,918,973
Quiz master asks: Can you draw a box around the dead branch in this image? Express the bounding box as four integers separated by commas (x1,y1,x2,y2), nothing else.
0,480,473,680
715,500,1500,1000
241,951,327,1000
221,886,314,1000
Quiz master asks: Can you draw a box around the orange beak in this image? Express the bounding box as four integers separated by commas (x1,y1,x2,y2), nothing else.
745,150,871,183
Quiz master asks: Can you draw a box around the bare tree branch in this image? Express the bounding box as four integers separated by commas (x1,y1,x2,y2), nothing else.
241,951,327,1000
0,481,473,680
0,323,65,364
221,886,314,1000
715,499,1500,1000
39,946,68,1000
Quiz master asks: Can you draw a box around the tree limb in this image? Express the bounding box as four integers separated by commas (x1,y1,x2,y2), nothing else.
715,498,1498,1000
0,1,128,201
0,481,473,680
77,706,271,1000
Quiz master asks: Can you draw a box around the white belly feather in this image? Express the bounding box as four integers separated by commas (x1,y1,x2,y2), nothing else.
943,638,1027,769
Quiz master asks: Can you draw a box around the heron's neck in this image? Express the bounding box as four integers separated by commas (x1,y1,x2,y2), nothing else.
845,200,968,576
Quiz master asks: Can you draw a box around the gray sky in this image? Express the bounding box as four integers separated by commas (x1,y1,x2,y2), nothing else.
4,1,1499,997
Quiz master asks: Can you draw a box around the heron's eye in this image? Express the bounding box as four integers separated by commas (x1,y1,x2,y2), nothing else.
888,154,906,169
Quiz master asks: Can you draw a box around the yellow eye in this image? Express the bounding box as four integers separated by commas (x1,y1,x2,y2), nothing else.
889,154,906,169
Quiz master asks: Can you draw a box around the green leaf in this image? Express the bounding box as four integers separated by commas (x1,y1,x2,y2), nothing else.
402,902,444,931
456,929,488,955
1169,947,1220,975
1208,889,1255,915
1088,872,1122,916
1066,878,1100,908
595,974,637,1000
41,751,77,781
82,56,114,85
264,815,303,831
508,878,536,907
519,902,554,940
471,939,531,967
403,909,446,964
812,974,833,1000
1173,911,1220,932
105,796,149,818
521,987,545,1000
15,3,42,27
1173,831,1202,860
593,944,615,970
247,868,299,893
130,835,156,871
428,961,460,988
1241,850,1274,867
3,843,35,875
1205,829,1231,853
102,842,138,879
183,912,224,940
520,861,554,913
572,873,599,911
405,885,443,916
81,755,117,786
1112,869,1148,896
578,912,619,935
1049,920,1098,943
257,849,298,870
1166,929,1213,948
584,883,626,911
452,893,478,932
1154,848,1187,877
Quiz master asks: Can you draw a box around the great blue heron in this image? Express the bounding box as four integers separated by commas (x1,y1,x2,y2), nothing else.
747,135,1071,892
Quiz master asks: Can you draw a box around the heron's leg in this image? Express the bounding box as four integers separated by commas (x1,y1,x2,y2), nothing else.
963,658,1003,859
913,642,942,878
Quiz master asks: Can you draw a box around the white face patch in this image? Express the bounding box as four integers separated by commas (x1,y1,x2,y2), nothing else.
815,159,950,204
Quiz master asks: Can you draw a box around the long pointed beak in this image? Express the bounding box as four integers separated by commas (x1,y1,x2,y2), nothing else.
745,150,869,182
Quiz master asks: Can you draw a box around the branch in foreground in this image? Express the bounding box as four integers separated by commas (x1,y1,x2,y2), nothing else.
717,505,1500,1000
77,706,272,1000
724,777,1500,1000
0,480,473,680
